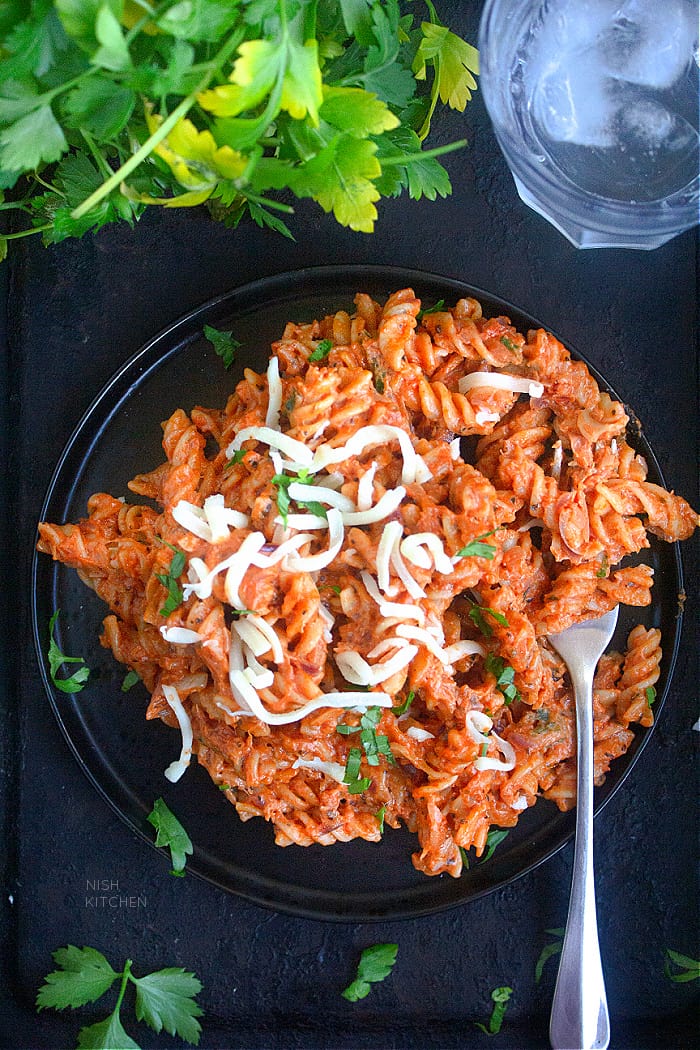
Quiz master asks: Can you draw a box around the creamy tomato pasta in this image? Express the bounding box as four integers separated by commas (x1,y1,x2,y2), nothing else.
38,289,698,877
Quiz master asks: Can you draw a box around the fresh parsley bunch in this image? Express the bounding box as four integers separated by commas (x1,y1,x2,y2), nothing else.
0,0,478,259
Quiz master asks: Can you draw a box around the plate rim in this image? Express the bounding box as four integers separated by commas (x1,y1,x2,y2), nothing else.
30,263,685,921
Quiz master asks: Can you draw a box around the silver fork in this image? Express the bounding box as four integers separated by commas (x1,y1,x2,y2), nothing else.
547,606,619,1050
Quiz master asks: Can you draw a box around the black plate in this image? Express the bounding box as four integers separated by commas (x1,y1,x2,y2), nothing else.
31,265,683,921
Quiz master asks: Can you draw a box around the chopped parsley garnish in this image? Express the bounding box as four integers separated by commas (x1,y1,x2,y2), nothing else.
375,806,386,833
500,336,519,353
474,986,513,1036
392,690,415,717
308,339,333,362
47,610,90,694
147,798,193,878
338,707,396,770
342,747,371,795
484,653,521,705
534,928,565,984
456,530,498,559
482,828,510,863
480,742,489,758
272,467,327,525
469,605,509,638
155,543,186,617
36,945,203,1047
121,670,140,693
342,944,398,1002
664,949,700,983
225,449,247,469
417,299,445,320
203,324,241,370
459,846,471,871
646,686,657,706
596,554,609,578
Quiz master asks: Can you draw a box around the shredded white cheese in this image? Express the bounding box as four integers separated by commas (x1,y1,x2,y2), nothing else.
251,532,316,567
400,533,453,575
162,684,193,783
377,520,402,594
265,356,282,430
360,571,425,625
173,496,248,544
475,409,501,425
287,481,355,512
341,486,406,527
356,462,378,511
465,710,493,745
335,643,417,687
227,672,392,725
390,533,425,600
223,533,267,607
406,726,435,742
311,425,431,485
284,508,344,572
474,732,516,772
159,626,202,645
292,757,346,783
458,372,544,398
225,426,313,467
274,513,328,530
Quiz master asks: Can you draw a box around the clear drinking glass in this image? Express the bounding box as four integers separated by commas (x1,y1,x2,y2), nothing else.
478,0,700,249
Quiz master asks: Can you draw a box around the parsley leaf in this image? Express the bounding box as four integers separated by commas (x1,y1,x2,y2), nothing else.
534,928,565,984
413,16,479,139
456,530,498,559
664,949,700,983
375,805,386,833
338,707,395,769
308,338,333,362
203,323,240,369
469,605,509,638
132,968,204,1043
646,685,657,707
342,745,371,794
76,1009,140,1050
0,103,67,171
500,336,519,353
147,797,193,877
481,827,510,863
474,986,513,1036
155,543,186,617
392,690,414,717
342,943,398,1002
47,609,90,694
484,653,521,705
272,467,326,525
121,669,140,692
36,946,119,1011
416,299,445,321
36,948,204,1048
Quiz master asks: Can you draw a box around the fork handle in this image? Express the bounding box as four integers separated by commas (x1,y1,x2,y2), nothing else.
549,659,610,1050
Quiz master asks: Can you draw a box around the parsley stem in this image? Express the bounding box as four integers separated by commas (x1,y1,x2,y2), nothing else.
71,29,245,221
380,139,469,165
1,224,51,240
115,958,133,1014
243,192,295,213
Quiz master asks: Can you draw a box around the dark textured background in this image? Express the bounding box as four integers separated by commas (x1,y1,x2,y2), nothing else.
1,4,698,1047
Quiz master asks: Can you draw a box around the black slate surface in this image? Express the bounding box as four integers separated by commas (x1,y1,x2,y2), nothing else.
1,4,698,1048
